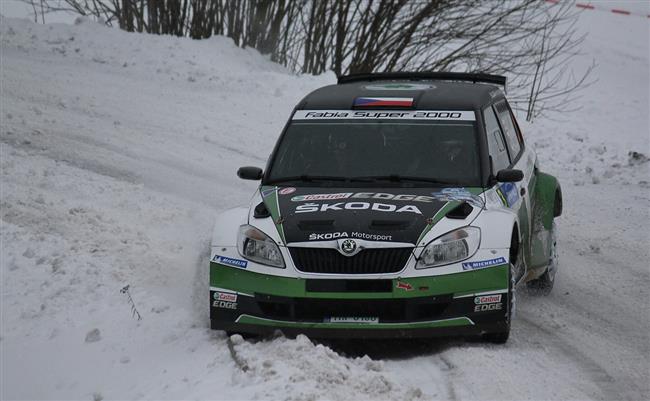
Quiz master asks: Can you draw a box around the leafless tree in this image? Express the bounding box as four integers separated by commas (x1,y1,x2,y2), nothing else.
23,0,593,121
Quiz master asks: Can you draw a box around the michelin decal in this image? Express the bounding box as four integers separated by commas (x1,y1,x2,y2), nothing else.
462,257,507,271
212,255,248,269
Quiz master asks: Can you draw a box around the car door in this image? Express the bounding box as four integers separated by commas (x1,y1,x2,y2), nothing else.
493,100,536,278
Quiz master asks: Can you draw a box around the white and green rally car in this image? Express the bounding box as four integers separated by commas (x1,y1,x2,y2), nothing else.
210,72,562,343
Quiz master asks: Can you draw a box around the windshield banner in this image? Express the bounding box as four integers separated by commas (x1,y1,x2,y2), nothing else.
292,110,476,121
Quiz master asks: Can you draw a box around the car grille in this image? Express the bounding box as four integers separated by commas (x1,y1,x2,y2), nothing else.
288,247,412,274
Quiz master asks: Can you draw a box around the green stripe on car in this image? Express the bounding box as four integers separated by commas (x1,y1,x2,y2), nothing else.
236,314,474,329
210,262,508,299
260,185,286,244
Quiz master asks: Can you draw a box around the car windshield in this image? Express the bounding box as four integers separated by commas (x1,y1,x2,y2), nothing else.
266,119,480,186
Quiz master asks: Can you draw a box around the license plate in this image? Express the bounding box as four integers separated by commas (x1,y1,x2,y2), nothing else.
327,317,379,324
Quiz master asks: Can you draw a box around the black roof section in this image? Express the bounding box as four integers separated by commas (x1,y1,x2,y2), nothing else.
338,72,506,86
296,72,507,111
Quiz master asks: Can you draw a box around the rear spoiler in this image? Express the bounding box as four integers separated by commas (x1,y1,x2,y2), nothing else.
337,72,506,90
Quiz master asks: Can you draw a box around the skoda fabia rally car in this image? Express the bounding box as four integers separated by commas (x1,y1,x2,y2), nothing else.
210,72,562,343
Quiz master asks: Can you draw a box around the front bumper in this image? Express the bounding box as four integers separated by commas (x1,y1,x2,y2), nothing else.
210,262,509,339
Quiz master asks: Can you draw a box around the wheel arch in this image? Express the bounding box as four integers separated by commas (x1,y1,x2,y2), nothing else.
533,171,562,230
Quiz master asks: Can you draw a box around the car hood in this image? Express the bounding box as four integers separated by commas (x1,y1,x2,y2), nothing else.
259,186,485,245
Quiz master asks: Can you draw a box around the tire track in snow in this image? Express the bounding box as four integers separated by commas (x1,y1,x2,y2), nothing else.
438,355,459,401
517,316,635,400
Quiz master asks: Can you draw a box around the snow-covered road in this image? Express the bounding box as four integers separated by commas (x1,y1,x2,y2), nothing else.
1,8,648,401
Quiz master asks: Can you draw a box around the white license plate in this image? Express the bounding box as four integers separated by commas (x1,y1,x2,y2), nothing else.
327,317,379,324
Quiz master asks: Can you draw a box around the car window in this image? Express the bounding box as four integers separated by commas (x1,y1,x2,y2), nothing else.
507,106,525,146
494,101,522,159
268,120,481,186
483,106,510,172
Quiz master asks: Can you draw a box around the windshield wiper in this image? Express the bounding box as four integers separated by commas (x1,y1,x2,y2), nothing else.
349,175,460,185
265,175,349,184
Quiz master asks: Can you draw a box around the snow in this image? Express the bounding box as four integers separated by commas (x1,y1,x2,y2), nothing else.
1,7,649,401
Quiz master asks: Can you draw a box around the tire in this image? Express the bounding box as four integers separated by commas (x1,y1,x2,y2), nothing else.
484,329,509,344
483,247,517,344
527,221,558,295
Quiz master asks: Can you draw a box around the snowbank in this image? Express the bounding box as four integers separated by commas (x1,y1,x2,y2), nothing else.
1,7,648,401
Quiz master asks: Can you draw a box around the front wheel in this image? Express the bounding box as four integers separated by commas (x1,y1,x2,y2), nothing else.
483,253,517,344
527,221,558,295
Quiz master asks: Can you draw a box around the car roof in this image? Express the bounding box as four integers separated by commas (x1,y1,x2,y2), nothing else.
296,79,507,111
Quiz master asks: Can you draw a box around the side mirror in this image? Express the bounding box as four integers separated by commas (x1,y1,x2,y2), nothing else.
496,169,524,183
237,166,263,180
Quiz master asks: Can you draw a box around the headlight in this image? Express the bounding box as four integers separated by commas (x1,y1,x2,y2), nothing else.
237,225,285,268
417,227,480,268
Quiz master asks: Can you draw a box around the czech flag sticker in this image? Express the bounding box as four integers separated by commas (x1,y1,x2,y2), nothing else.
353,97,414,107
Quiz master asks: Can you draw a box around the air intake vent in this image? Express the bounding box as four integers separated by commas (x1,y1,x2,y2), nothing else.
254,202,270,218
369,219,411,230
297,219,334,231
305,279,392,292
445,202,473,219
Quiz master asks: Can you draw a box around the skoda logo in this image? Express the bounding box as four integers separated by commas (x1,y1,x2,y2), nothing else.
340,239,357,255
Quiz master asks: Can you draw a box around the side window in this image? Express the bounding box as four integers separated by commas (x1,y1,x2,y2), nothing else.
494,101,522,159
507,106,525,146
483,106,510,172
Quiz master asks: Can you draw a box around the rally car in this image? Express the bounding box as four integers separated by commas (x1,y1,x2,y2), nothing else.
210,72,562,343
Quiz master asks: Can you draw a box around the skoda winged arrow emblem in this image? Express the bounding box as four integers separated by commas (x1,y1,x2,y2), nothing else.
340,239,357,256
